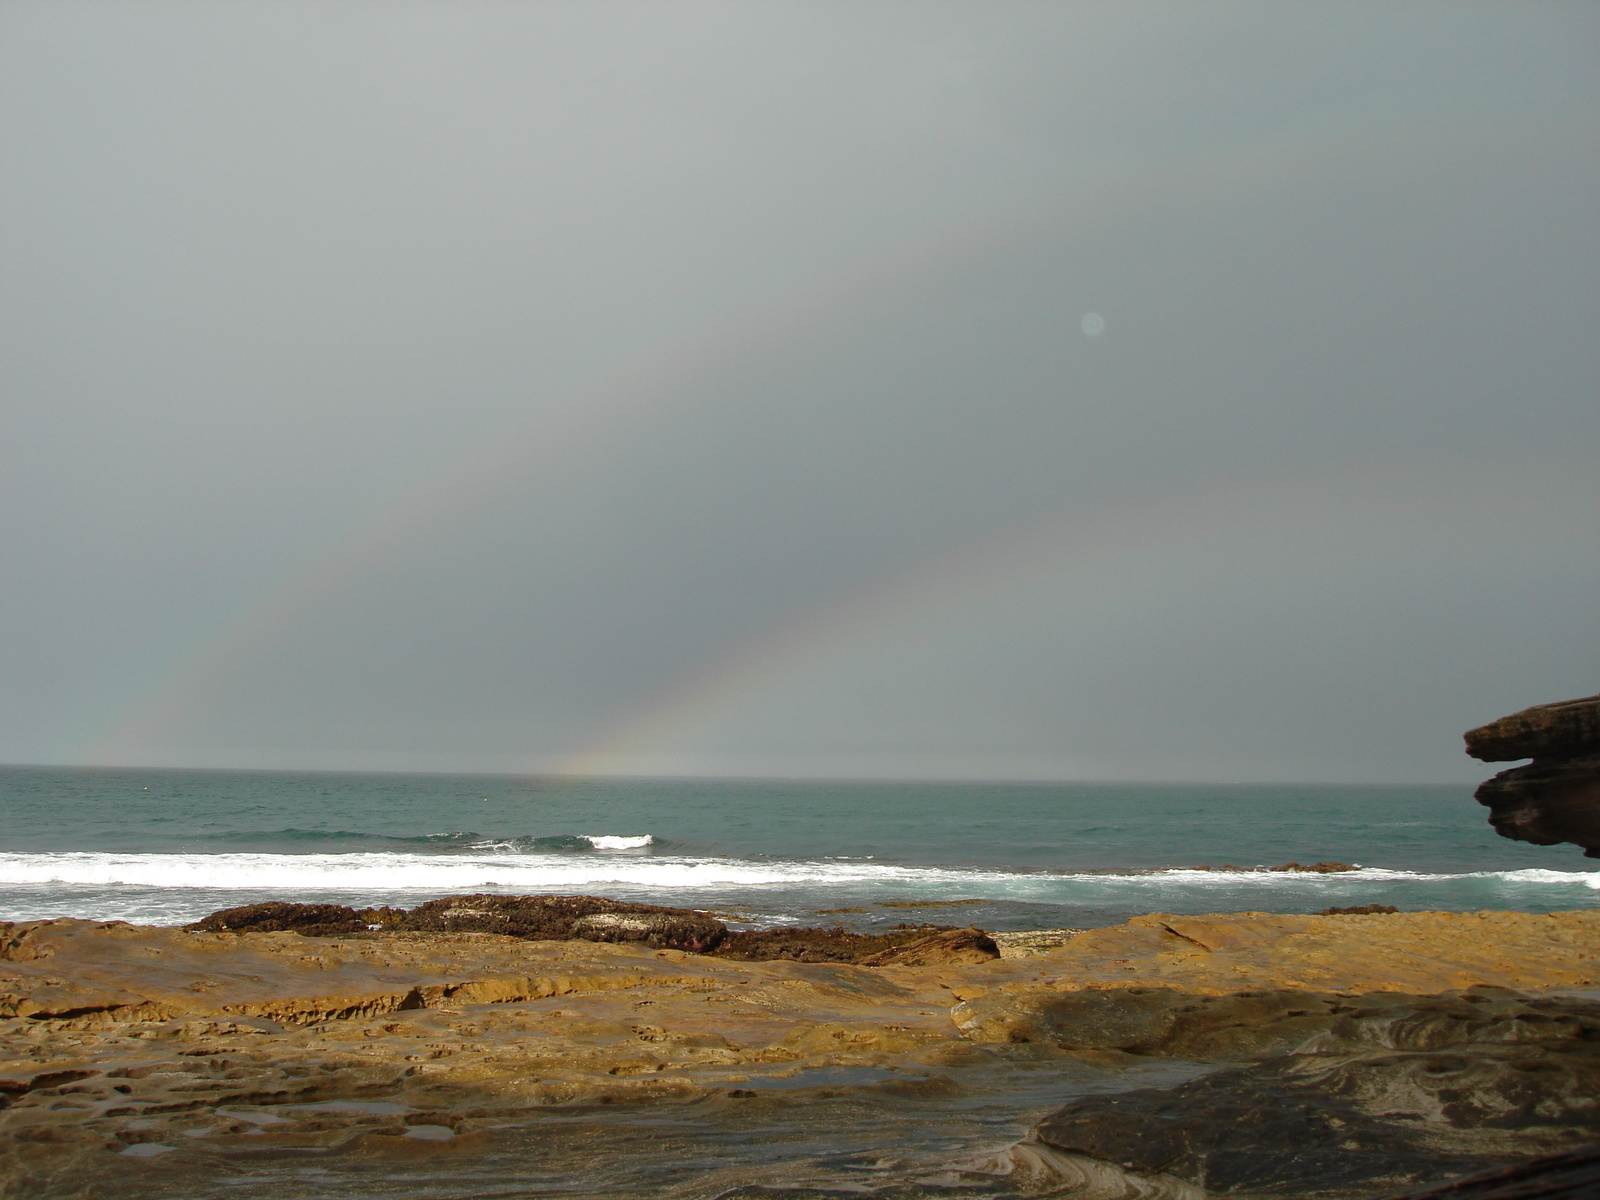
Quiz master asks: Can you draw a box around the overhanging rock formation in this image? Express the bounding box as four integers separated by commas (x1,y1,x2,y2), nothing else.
1465,694,1600,858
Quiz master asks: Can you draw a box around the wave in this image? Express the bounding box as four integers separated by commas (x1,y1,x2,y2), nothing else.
582,834,654,850
180,829,484,846
0,852,1594,894
473,834,656,852
126,830,655,852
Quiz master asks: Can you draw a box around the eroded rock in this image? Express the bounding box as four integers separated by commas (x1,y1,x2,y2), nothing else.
1466,695,1600,857
1465,694,1600,762
1473,755,1600,858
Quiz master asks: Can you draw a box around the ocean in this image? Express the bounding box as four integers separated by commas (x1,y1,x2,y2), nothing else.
2,766,1595,929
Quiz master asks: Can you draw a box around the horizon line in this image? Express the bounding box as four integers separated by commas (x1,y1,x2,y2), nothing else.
0,759,1481,790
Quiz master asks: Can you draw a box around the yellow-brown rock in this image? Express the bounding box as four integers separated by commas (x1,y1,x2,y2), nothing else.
3,909,1598,1199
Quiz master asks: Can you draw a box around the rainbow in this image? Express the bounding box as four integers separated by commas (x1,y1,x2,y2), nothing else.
85,106,1578,772
554,450,1597,778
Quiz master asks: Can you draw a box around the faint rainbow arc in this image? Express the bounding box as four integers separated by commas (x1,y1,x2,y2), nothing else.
84,107,1557,765
553,448,1600,779
548,469,1294,777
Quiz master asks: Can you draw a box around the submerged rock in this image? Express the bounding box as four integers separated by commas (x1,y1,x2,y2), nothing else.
1466,694,1600,857
1269,860,1357,872
397,894,727,952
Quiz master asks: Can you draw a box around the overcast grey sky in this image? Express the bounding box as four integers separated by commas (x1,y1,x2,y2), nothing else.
2,1,1596,782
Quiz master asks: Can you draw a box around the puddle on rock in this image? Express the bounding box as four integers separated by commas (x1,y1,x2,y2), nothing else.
119,1143,175,1158
726,1066,917,1091
290,1101,414,1117
402,1125,455,1141
66,1054,1210,1199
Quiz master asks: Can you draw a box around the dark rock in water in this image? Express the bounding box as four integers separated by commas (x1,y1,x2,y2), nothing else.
1025,989,1600,1198
188,895,728,951
710,924,958,963
1377,1146,1600,1199
187,902,367,937
568,909,726,953
184,896,1004,958
1270,860,1357,873
1466,695,1600,858
856,927,999,967
401,894,726,951
1324,904,1399,915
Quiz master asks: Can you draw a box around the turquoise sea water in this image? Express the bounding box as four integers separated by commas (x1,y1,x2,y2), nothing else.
0,766,1594,929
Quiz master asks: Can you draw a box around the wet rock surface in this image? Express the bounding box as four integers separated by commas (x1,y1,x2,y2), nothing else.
1028,989,1600,1197
1378,1146,1600,1199
1466,694,1600,857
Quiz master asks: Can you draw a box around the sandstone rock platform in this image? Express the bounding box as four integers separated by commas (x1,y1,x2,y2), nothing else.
2,908,1597,1198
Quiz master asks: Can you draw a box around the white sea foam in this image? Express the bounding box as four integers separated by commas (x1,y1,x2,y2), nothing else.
582,835,654,850
0,852,1594,893
1135,867,1600,890
0,851,997,890
1487,868,1600,884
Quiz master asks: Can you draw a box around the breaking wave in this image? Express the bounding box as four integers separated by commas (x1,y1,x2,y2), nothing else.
119,830,658,853
0,852,1593,894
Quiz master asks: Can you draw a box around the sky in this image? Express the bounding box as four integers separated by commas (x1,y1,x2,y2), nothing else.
2,1,1596,783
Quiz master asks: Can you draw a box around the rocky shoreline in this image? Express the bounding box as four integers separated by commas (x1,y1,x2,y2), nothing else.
3,904,1598,1198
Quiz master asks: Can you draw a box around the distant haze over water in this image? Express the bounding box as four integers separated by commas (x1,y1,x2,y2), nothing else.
2,767,1593,929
